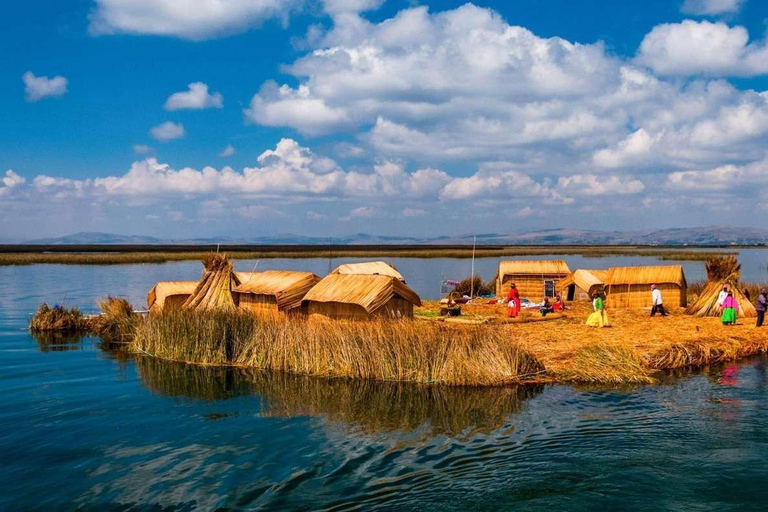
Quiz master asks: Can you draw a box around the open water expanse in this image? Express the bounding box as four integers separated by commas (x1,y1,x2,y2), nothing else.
3,251,768,510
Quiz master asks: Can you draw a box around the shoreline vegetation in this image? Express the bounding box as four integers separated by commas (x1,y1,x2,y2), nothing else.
0,244,748,265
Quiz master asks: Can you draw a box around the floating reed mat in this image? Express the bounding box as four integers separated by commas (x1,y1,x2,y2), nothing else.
131,310,544,386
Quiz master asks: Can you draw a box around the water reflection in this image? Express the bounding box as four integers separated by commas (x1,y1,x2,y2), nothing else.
135,357,543,437
31,331,83,352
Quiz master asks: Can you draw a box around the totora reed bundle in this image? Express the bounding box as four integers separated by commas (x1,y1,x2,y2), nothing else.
182,253,237,312
685,256,756,318
30,303,89,333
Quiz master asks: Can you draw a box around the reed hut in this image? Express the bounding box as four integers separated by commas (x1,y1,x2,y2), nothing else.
232,270,321,316
496,260,570,300
604,265,687,309
685,256,756,318
147,281,198,313
331,261,405,281
302,274,421,320
559,270,608,301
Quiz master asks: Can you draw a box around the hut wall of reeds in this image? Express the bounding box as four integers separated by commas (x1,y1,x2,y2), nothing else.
558,270,608,301
302,274,421,320
147,281,199,313
331,261,405,281
496,260,570,300
232,270,321,316
604,265,687,309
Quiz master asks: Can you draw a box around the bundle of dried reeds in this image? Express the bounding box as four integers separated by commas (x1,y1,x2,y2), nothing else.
685,256,756,317
182,253,237,312
29,303,89,333
90,296,137,342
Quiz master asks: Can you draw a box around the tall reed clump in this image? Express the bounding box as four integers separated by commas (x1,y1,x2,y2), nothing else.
453,275,496,297
561,343,654,384
30,303,89,333
131,311,544,386
91,297,138,343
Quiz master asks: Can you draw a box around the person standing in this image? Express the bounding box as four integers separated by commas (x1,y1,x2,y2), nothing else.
718,285,729,309
721,291,739,325
756,288,767,327
506,283,520,318
586,293,608,327
650,284,667,317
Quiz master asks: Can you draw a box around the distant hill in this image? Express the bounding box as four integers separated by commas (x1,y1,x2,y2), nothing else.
23,227,768,246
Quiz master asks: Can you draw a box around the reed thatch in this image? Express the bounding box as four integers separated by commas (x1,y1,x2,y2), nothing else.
603,265,687,309
147,281,198,312
685,256,756,318
496,260,570,300
559,269,607,300
303,274,421,319
331,261,404,281
182,253,238,312
232,270,321,313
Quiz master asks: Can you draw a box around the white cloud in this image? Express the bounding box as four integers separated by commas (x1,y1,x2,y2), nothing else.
348,206,375,217
636,20,768,76
666,157,768,191
164,82,223,110
133,144,154,155
149,121,185,142
89,0,301,40
681,0,745,15
0,170,25,195
218,144,236,157
556,174,645,196
22,72,68,102
323,0,384,16
403,207,425,217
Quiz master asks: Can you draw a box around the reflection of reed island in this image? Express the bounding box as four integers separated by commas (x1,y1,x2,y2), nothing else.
135,357,543,437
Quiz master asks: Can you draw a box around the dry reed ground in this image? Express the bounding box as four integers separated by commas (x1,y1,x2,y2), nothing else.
416,300,768,384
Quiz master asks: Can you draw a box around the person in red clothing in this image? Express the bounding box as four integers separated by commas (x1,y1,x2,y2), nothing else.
506,283,520,318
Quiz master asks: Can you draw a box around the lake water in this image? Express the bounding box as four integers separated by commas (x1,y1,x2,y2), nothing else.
3,255,768,509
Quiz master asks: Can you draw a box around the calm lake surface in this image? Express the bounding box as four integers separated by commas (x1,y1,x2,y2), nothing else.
3,252,768,510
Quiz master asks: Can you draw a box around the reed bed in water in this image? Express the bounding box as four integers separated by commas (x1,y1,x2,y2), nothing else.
29,303,89,333
131,310,544,386
0,247,734,265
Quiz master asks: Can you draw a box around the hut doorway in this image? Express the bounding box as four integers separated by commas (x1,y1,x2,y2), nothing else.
566,284,576,301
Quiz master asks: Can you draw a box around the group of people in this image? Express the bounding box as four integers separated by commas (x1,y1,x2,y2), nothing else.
505,281,768,329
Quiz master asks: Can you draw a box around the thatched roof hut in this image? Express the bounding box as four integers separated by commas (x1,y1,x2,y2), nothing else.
147,281,198,313
496,260,570,300
302,274,421,320
604,265,687,309
232,270,321,315
685,256,756,318
559,270,608,301
331,261,404,281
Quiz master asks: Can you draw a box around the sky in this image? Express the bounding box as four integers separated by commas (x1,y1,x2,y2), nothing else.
3,0,768,240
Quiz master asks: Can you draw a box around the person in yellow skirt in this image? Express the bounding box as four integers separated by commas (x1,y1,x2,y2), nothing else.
586,292,610,328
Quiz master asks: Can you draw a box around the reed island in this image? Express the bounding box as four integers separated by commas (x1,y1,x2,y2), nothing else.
31,254,768,386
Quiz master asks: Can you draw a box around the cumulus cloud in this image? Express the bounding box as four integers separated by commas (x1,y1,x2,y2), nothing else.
556,174,645,196
149,121,185,142
681,0,745,15
22,72,68,102
164,82,223,110
0,170,25,195
666,157,768,191
89,0,301,40
636,20,768,76
218,144,236,157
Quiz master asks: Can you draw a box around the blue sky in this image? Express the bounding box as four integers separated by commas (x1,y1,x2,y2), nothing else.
2,0,768,240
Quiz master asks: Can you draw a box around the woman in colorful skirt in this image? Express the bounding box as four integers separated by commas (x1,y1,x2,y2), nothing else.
721,291,739,325
506,283,520,318
586,293,609,328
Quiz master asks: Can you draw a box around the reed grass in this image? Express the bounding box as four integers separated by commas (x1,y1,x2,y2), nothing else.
91,297,138,343
0,247,734,265
29,303,89,333
131,311,544,386
561,343,655,384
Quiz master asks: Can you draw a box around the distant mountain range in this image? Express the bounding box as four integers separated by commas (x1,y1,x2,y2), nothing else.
20,227,768,246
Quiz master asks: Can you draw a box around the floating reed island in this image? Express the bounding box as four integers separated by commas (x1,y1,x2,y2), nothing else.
31,254,768,386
